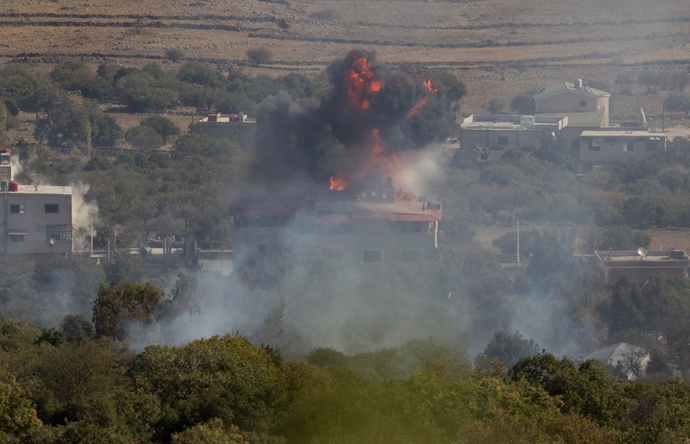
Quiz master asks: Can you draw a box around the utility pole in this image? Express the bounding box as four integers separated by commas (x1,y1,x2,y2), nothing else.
517,219,520,268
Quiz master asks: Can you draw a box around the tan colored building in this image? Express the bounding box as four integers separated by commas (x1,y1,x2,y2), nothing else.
595,249,689,283
197,113,256,150
534,80,610,131
579,130,667,171
459,114,567,150
230,181,442,267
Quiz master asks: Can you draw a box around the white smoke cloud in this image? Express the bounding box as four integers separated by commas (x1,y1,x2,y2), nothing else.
71,182,99,252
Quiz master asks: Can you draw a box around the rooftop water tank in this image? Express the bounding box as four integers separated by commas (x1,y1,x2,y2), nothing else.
575,78,583,89
8,181,18,192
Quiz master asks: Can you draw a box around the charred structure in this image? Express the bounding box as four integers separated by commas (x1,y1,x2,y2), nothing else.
230,179,442,266
231,50,450,265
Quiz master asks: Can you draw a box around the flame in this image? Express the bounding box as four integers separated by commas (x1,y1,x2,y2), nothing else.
344,53,384,111
329,175,350,191
407,71,440,122
331,57,440,191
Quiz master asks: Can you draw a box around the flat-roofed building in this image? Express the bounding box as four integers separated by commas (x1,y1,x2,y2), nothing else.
595,249,689,283
579,130,667,171
229,180,441,268
459,114,567,150
0,149,73,254
197,113,256,150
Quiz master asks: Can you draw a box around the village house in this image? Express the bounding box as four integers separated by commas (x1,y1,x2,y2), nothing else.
578,130,667,171
0,149,73,255
229,179,441,268
594,249,689,283
534,79,610,135
459,114,568,150
197,113,256,150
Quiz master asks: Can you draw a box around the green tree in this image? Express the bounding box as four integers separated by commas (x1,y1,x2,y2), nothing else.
486,97,505,114
177,62,226,88
0,373,42,437
478,330,539,369
60,314,95,342
664,93,690,115
0,102,6,149
172,419,248,444
599,226,651,250
638,71,660,93
165,48,185,63
139,115,180,142
427,68,467,102
130,335,285,442
246,47,273,65
511,93,536,114
125,126,164,152
49,61,93,91
92,279,163,340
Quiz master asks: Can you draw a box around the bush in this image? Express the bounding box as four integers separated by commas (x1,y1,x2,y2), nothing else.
510,93,535,114
165,48,185,62
125,126,164,152
139,115,180,142
487,98,505,114
246,47,273,65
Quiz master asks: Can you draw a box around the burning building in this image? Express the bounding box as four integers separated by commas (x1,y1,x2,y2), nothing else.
230,50,450,266
0,149,74,255
230,179,442,266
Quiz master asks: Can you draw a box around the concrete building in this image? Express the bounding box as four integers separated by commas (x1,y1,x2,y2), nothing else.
0,150,73,255
534,80,610,133
459,114,568,150
594,249,689,283
229,180,442,267
197,113,256,150
585,342,650,381
579,130,667,171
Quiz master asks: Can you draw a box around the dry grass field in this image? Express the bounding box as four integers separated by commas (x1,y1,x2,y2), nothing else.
3,0,690,247
1,0,689,118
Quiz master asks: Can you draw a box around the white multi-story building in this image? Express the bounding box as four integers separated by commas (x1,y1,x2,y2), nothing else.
0,149,73,255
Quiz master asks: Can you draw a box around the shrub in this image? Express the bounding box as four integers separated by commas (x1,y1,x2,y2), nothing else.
139,115,180,142
246,47,273,65
125,126,164,152
165,48,185,62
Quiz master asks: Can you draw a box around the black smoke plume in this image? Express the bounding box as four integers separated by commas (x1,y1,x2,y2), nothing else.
250,49,453,188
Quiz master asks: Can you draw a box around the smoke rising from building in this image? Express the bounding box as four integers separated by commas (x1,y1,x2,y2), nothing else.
251,49,453,190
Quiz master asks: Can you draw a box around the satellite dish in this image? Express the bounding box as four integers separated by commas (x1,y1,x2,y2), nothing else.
49,237,55,245
637,247,648,258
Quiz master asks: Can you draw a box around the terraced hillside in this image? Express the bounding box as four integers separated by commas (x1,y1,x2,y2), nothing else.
2,0,690,117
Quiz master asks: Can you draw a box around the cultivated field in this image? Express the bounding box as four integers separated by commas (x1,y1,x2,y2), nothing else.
2,0,690,119
4,0,690,248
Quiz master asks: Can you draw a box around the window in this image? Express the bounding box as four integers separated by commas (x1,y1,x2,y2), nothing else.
391,221,423,233
588,138,602,151
362,250,382,263
10,204,24,214
402,250,422,263
10,235,24,242
45,204,59,213
623,142,634,152
46,225,72,241
497,137,509,146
